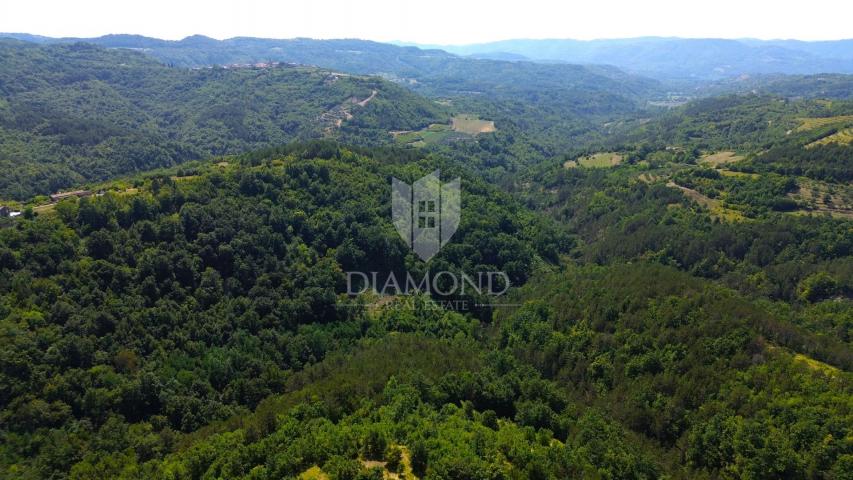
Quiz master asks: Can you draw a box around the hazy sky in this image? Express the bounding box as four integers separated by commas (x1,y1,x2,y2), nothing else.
1,0,851,43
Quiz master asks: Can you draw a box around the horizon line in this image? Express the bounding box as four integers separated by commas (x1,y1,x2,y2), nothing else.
3,32,853,45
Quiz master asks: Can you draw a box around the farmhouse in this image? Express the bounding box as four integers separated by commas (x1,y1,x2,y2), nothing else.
50,190,93,203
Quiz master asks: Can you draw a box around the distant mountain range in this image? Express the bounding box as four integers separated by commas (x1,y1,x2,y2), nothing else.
414,37,853,80
0,33,662,111
4,33,853,85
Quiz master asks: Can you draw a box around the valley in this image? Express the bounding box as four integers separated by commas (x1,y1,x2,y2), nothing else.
0,31,851,480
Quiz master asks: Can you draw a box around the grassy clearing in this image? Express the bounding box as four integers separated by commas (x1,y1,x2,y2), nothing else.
806,127,853,148
566,152,623,169
393,124,454,146
0,199,24,210
788,210,853,220
358,445,417,480
795,115,853,132
699,151,744,167
277,448,418,479
116,188,140,196
451,114,496,135
170,175,201,182
398,446,416,480
793,354,841,376
718,169,759,179
298,466,329,480
667,181,746,222
32,203,56,215
787,178,853,219
393,114,495,147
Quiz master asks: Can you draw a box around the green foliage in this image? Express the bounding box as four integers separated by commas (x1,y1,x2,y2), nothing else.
536,164,852,304
0,39,851,480
0,41,446,199
499,263,853,478
0,144,565,478
743,142,853,183
798,272,841,302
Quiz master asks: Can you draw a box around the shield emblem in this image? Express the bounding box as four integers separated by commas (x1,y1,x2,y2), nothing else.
392,170,460,261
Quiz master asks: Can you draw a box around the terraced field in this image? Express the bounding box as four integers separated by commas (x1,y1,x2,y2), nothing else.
796,115,853,131
807,127,853,148
787,178,853,219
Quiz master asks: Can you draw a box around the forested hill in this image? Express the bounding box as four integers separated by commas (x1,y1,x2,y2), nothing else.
0,32,851,480
0,34,662,108
0,142,849,479
0,40,446,199
0,142,569,478
618,94,853,150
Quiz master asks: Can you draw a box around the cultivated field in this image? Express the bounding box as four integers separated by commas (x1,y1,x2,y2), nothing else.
393,123,455,146
699,151,744,167
450,114,496,135
806,128,853,148
787,178,853,219
565,152,623,168
393,114,495,147
796,115,853,131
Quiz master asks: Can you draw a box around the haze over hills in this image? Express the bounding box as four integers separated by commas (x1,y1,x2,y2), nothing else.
0,33,658,96
418,37,853,80
6,32,853,93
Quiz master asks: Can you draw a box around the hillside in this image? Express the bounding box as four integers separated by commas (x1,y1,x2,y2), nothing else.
0,29,851,480
530,92,853,224
0,142,568,478
430,37,853,80
0,37,672,201
624,94,853,148
0,34,661,111
0,142,850,479
0,40,446,199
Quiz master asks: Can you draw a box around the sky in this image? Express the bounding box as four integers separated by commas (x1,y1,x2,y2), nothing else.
1,0,851,44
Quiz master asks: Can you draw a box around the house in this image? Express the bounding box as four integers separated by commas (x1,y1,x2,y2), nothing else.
0,206,21,218
50,190,92,203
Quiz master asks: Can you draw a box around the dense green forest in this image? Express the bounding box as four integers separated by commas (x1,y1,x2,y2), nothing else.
0,41,446,199
0,40,657,200
0,143,569,478
0,34,851,480
614,94,852,152
1,140,851,479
